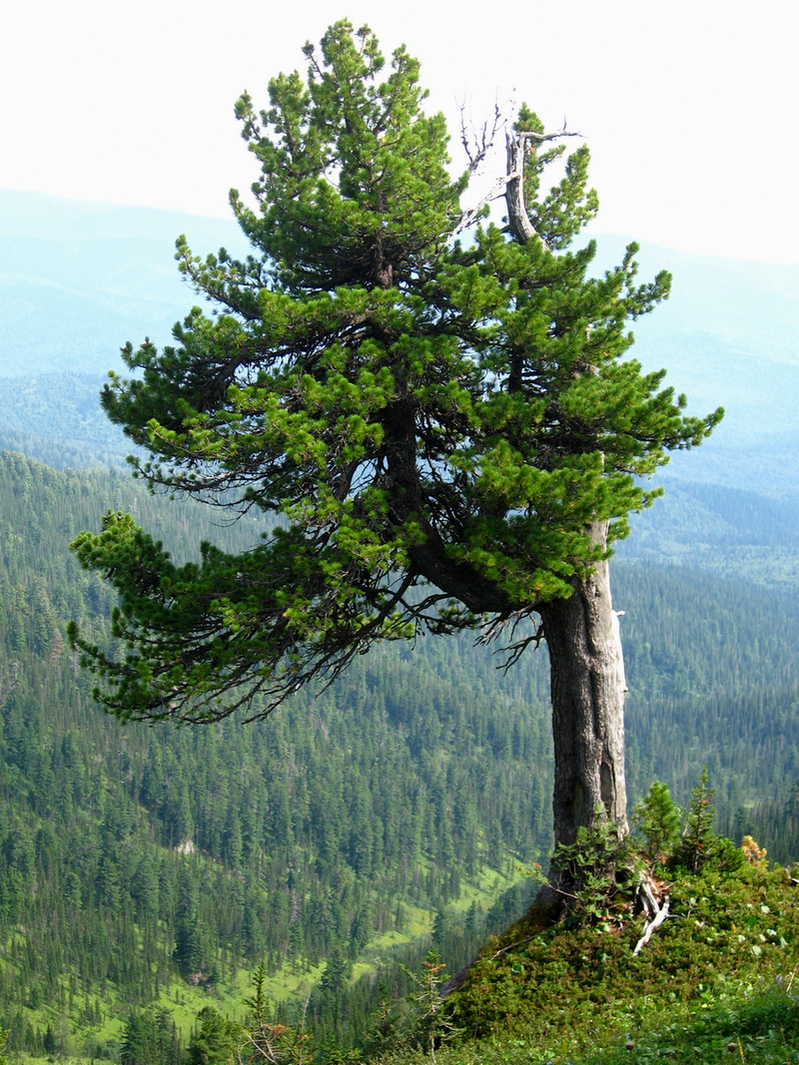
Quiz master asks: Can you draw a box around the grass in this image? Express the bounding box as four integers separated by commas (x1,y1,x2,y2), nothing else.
374,984,799,1064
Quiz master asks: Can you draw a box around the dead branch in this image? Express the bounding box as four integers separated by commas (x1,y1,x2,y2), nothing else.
633,870,670,955
505,127,581,246
452,172,512,236
505,132,539,245
459,99,505,174
454,123,582,240
489,935,536,961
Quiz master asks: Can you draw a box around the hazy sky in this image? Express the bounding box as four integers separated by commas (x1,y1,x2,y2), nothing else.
3,0,797,263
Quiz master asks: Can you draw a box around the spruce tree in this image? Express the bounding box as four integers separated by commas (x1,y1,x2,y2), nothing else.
69,21,721,885
673,766,717,874
633,781,682,865
186,1007,239,1065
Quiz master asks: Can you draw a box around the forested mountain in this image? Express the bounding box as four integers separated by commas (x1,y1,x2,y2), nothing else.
1,191,798,1059
1,446,798,1056
617,477,799,591
0,373,134,469
0,450,548,1055
0,189,250,379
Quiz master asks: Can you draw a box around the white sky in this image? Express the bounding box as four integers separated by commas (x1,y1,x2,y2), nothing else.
2,0,797,263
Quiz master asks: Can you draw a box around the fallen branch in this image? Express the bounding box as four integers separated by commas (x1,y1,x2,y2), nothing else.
489,935,536,962
633,870,670,955
633,898,670,955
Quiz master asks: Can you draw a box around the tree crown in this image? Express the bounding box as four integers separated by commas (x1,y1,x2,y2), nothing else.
69,21,722,722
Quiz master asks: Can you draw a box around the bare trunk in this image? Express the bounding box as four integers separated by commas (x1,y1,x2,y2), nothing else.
537,523,628,884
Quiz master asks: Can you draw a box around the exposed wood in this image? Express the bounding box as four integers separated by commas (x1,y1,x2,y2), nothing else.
633,870,671,955
499,118,631,885
504,127,582,247
453,124,581,237
505,133,539,245
538,526,629,853
633,899,670,955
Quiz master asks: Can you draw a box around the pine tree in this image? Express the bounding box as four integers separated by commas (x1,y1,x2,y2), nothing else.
69,21,721,878
186,1006,238,1065
634,781,682,865
673,766,717,874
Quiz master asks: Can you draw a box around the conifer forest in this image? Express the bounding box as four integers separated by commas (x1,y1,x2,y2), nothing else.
1,428,798,1058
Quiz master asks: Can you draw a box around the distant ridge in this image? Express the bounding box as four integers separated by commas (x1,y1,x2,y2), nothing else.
0,188,248,376
0,187,244,244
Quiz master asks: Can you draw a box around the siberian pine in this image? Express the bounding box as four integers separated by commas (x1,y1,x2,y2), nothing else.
69,22,721,861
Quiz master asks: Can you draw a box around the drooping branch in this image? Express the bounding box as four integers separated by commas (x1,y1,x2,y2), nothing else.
477,614,546,671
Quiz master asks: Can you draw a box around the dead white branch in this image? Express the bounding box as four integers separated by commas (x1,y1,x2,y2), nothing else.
505,132,539,245
505,127,582,247
633,871,670,955
452,171,513,236
459,99,505,174
453,124,582,240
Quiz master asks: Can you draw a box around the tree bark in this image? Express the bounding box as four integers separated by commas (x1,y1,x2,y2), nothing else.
537,522,628,872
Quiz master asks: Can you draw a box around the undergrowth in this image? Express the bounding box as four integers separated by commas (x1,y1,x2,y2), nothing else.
369,981,799,1064
364,863,799,1063
360,787,799,1065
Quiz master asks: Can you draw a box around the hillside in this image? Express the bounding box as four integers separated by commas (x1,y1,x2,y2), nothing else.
0,450,548,1056
370,857,799,1065
0,447,798,1058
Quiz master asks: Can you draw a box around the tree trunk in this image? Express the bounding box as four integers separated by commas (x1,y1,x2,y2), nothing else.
502,132,628,891
537,522,628,882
